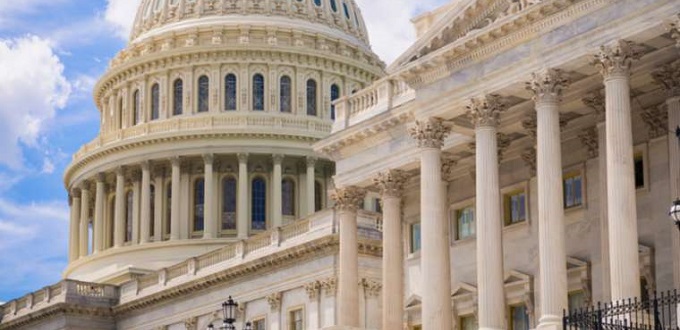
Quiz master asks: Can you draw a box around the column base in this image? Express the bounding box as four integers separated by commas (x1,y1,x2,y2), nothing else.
537,316,563,330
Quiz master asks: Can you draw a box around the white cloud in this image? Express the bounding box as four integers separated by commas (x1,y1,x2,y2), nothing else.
0,36,71,169
105,0,142,40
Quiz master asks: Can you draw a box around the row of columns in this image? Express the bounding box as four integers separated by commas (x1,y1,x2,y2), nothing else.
67,154,319,261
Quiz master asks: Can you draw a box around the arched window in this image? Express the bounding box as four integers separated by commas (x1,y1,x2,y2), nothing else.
282,178,296,217
314,0,322,6
198,75,209,113
173,79,183,116
315,181,323,212
280,76,292,113
330,0,338,12
330,84,340,120
306,79,317,116
194,179,205,232
150,184,155,237
133,90,141,125
222,177,237,231
125,191,134,242
165,183,172,236
225,74,237,111
342,2,351,19
251,178,267,230
253,74,265,111
151,83,160,120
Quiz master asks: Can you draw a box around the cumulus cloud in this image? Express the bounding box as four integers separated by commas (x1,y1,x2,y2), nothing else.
0,36,71,169
105,0,141,40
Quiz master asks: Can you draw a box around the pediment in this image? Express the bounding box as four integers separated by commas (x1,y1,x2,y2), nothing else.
405,294,422,308
451,282,477,297
504,270,531,285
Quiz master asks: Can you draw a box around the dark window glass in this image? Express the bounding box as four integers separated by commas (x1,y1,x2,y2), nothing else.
252,178,267,230
563,174,583,208
314,0,321,6
165,183,172,235
306,79,317,116
315,181,323,212
151,83,160,120
343,2,350,19
510,305,530,330
253,74,265,111
330,0,338,12
198,75,210,113
222,177,237,230
330,84,340,120
150,184,155,237
194,179,205,232
282,179,295,216
635,154,645,189
410,223,421,253
125,191,133,242
280,76,292,113
225,74,237,111
173,79,183,115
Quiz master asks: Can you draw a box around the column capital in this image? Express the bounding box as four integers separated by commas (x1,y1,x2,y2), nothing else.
331,186,366,212
526,69,570,103
170,156,181,167
237,153,249,163
651,60,680,98
203,153,214,165
306,156,318,168
70,188,82,199
592,40,642,79
373,170,410,198
304,281,321,300
408,117,451,149
272,154,284,164
582,89,606,122
140,161,151,171
96,172,107,182
466,94,506,128
267,292,282,311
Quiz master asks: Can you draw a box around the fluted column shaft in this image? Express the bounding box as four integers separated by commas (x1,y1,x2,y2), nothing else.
68,192,81,262
79,187,91,257
332,187,366,327
668,96,680,288
374,171,408,330
140,163,151,244
131,179,141,244
114,169,126,247
204,154,217,239
595,41,642,300
94,175,106,252
530,70,569,328
272,155,283,228
306,157,317,216
468,96,506,330
170,158,181,240
408,118,452,330
597,121,611,300
153,174,164,240
237,153,249,238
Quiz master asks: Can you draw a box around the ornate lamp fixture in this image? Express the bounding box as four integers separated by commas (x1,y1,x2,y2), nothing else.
207,296,252,330
669,199,680,231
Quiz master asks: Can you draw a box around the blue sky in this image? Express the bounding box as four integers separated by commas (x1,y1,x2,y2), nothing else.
0,0,447,303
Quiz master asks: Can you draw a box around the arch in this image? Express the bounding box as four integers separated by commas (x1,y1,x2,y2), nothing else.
149,184,155,237
224,74,237,111
193,178,205,233
125,191,133,243
151,83,160,120
252,74,265,111
173,78,183,116
306,79,318,116
197,75,210,113
132,89,141,125
221,177,237,231
280,75,292,113
330,84,340,120
251,177,267,230
315,180,323,212
282,178,296,217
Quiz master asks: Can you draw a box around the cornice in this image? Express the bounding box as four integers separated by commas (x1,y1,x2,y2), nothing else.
0,303,115,330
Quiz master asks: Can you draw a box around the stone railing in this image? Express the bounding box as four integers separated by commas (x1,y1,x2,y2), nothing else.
73,113,332,161
0,280,118,324
332,77,414,133
119,208,382,304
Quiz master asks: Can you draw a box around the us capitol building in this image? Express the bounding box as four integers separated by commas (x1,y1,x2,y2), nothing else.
2,0,680,329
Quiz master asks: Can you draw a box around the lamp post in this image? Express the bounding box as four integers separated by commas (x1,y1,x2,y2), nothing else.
669,199,680,232
207,296,252,330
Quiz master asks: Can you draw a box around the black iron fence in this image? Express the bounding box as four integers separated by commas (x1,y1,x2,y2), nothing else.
564,290,680,330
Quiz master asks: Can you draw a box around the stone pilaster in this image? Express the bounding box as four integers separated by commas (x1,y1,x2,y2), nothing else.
331,186,366,328
237,153,249,238
153,170,164,241
114,168,126,248
79,183,91,258
268,292,283,330
95,173,106,252
170,157,181,241
131,172,141,244
407,117,453,330
306,157,317,216
593,40,643,301
305,281,322,329
203,154,217,239
373,170,409,330
140,162,151,244
528,69,570,329
467,95,507,330
272,154,283,228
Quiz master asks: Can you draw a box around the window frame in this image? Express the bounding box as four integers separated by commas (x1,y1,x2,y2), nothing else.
562,163,587,211
252,73,266,111
634,143,649,192
408,221,421,255
500,181,530,229
449,197,476,244
197,74,210,113
287,305,305,330
250,175,269,233
251,316,267,330
219,174,238,236
191,176,206,236
508,304,531,330
282,176,297,219
224,73,238,111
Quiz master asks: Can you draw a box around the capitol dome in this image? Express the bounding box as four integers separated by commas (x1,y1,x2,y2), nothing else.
63,0,384,284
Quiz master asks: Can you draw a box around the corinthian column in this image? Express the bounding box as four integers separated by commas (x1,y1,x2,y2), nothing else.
331,186,366,328
306,157,317,216
528,69,570,328
652,60,680,288
79,184,91,257
68,189,81,262
203,154,216,239
593,40,643,300
272,154,283,228
467,95,507,330
114,168,126,247
170,157,181,241
374,170,409,330
140,162,151,244
94,173,106,252
237,153,249,238
407,118,453,330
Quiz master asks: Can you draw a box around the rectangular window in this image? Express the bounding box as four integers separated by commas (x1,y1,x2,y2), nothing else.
289,308,303,330
253,318,265,330
568,291,586,312
634,153,645,189
504,191,526,226
413,326,422,330
460,315,477,330
374,198,382,214
509,305,530,330
410,223,421,253
563,172,583,209
455,207,475,240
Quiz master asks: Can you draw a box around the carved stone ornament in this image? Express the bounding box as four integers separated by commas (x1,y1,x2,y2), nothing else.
184,316,198,330
582,90,606,122
360,278,382,298
305,281,321,300
407,117,452,149
592,40,643,78
466,94,506,128
321,277,337,296
521,113,537,143
267,292,282,311
497,132,512,163
331,186,366,212
651,60,680,98
373,170,410,198
640,104,669,139
526,68,570,102
578,127,599,159
521,148,537,176
441,154,459,182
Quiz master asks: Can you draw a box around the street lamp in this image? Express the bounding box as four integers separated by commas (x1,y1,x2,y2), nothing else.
207,296,253,330
669,199,680,231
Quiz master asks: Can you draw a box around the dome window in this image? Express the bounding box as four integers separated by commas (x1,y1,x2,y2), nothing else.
197,75,210,113
343,2,351,19
251,178,267,231
306,79,318,116
282,179,296,217
280,76,292,113
314,0,322,6
330,84,340,120
224,74,237,111
133,90,141,125
221,177,237,231
330,0,338,12
252,74,265,111
151,83,160,120
193,178,205,233
173,79,184,116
